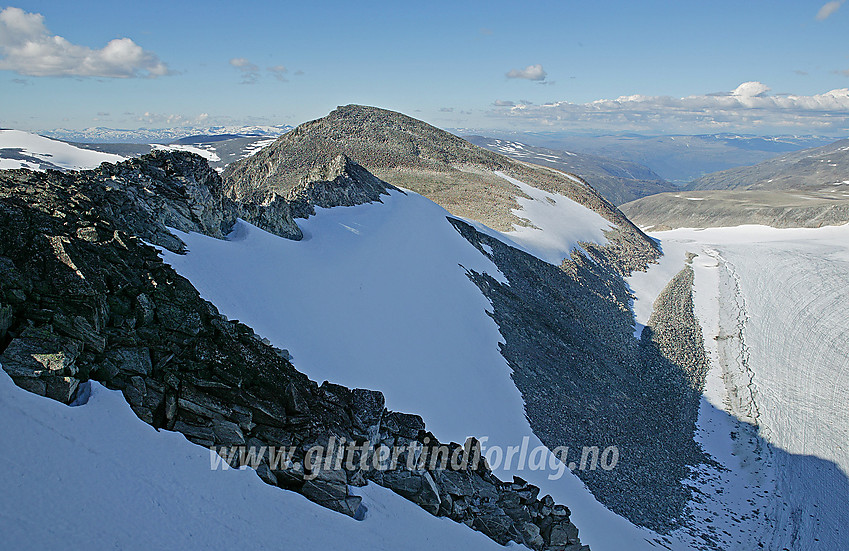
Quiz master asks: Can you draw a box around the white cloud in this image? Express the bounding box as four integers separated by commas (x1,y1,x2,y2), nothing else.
493,100,515,107
0,7,170,78
816,1,844,20
267,65,288,81
732,81,771,98
488,82,849,134
229,57,260,84
506,64,547,81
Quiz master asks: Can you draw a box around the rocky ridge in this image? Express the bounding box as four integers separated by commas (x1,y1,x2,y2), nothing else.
0,152,588,551
286,153,399,218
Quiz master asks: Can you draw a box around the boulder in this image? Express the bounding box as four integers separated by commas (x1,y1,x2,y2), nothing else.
212,419,245,445
0,326,80,379
104,347,152,376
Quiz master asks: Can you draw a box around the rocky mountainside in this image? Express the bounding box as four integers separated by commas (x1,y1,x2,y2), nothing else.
222,105,658,274
621,189,849,231
449,219,709,530
0,151,589,551
286,153,399,218
463,136,675,206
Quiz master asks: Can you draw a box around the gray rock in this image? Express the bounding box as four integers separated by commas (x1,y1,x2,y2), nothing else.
381,470,441,516
135,294,154,326
11,375,46,396
286,154,398,219
304,465,348,499
0,302,11,339
256,463,278,486
212,419,245,445
282,382,309,414
0,327,80,379
351,388,385,440
45,376,80,404
384,411,424,439
236,193,303,241
549,521,580,547
105,347,152,376
52,314,106,354
123,376,146,407
173,421,215,447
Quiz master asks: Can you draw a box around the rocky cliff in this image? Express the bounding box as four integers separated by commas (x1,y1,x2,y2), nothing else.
286,153,399,218
0,152,588,551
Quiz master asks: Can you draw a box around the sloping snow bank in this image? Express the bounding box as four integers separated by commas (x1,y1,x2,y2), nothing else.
0,370,509,550
494,171,612,265
162,189,663,551
0,129,125,170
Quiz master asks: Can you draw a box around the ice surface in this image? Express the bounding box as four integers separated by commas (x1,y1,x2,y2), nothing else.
629,223,849,550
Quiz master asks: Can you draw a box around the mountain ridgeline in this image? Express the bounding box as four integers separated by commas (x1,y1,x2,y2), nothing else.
223,104,659,274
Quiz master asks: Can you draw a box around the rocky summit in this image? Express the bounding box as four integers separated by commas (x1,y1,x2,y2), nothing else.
0,151,589,551
223,104,659,274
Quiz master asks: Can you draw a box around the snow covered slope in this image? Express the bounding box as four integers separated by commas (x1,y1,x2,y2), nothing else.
152,143,221,163
0,371,507,551
495,171,612,264
160,186,667,550
628,224,849,550
0,129,125,170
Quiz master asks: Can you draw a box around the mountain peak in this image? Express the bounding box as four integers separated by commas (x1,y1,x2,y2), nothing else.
222,105,659,272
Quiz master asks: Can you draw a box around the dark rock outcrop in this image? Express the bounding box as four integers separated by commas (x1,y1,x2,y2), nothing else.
0,153,587,551
286,154,399,218
82,149,302,246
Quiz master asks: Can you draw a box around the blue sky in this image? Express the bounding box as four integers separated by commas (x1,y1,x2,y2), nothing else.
2,1,849,135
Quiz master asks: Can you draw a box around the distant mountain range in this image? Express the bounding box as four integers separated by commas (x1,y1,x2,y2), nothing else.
454,131,834,184
39,124,292,144
621,138,849,230
686,138,849,192
463,136,675,206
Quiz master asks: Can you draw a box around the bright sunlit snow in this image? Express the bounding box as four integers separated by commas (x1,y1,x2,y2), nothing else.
495,171,612,265
0,129,125,170
151,143,221,162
